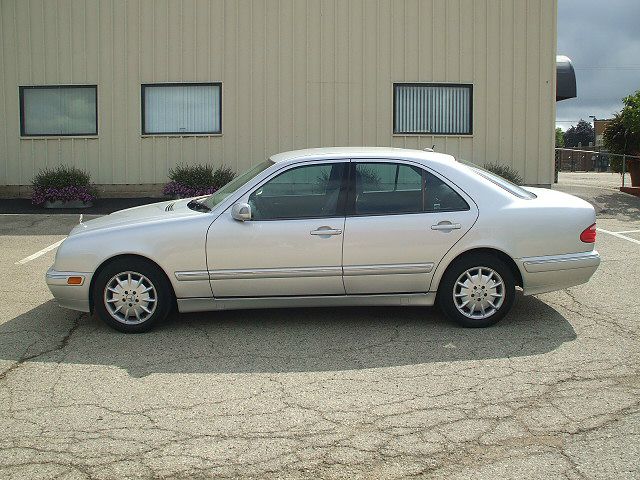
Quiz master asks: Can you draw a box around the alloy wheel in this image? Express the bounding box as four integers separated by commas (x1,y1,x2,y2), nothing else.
452,266,505,320
103,271,158,325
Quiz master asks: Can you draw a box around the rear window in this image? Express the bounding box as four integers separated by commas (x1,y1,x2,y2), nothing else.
461,162,536,200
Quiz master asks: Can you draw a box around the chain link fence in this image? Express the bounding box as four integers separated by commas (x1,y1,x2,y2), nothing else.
555,148,640,188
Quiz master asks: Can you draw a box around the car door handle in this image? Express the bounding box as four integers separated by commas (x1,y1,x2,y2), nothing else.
310,227,343,236
431,222,462,231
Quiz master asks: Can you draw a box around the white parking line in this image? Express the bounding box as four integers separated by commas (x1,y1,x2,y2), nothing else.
0,213,87,216
15,239,65,265
597,228,640,245
614,229,640,235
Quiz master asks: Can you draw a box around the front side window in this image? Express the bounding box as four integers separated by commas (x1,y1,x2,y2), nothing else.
142,83,221,135
354,162,469,215
20,85,97,136
394,83,472,135
249,163,347,220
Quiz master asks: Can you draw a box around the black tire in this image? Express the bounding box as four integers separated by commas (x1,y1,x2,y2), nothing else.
437,253,515,328
93,257,173,333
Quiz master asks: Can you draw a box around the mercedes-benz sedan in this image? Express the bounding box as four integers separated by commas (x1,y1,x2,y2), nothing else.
47,147,600,332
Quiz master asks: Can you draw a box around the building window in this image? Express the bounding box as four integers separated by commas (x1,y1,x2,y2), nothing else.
20,85,98,136
141,83,222,135
393,83,472,135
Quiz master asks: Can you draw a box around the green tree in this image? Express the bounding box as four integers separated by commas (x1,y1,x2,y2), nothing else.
604,89,640,186
563,119,595,148
555,127,565,148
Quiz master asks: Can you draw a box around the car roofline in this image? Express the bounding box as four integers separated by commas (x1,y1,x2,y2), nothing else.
268,147,456,167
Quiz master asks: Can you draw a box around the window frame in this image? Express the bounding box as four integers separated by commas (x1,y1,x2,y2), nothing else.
393,82,473,136
19,85,98,137
246,161,350,221
346,160,470,217
140,82,223,136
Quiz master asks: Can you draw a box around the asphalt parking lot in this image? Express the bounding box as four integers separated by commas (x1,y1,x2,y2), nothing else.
1,174,639,479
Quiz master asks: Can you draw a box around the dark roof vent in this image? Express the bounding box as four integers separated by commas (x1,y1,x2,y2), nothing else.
556,55,577,101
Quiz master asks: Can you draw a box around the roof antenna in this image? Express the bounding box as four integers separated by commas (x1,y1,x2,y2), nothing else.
423,146,435,152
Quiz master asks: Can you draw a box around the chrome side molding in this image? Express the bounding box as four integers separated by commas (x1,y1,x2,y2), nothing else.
209,266,342,280
177,292,437,313
176,263,435,282
343,263,434,276
174,271,210,282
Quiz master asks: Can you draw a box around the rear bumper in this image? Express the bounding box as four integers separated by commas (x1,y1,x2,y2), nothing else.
518,251,600,295
46,268,92,312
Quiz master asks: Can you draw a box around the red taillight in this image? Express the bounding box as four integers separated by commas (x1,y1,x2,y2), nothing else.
580,223,597,243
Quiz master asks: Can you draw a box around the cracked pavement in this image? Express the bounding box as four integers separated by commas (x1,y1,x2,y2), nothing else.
1,175,638,479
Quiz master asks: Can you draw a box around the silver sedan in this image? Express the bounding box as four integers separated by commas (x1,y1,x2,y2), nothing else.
46,147,600,333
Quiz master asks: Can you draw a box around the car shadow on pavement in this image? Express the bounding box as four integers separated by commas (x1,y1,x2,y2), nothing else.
559,186,640,221
1,295,576,377
591,190,640,220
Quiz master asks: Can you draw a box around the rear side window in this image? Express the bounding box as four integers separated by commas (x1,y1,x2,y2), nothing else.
424,172,470,212
353,162,469,215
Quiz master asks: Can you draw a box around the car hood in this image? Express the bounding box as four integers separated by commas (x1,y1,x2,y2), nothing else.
68,198,205,235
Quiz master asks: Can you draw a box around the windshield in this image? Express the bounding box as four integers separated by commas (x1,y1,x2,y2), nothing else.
459,160,536,200
201,160,274,209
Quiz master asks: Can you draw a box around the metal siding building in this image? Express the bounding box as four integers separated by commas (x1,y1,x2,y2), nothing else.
0,0,558,195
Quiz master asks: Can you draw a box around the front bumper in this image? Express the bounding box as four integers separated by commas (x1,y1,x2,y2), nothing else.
518,251,600,295
46,268,92,312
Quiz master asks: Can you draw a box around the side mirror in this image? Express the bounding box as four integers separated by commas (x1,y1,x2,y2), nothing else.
231,202,252,222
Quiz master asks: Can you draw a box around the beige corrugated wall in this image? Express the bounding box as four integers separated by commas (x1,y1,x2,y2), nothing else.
0,0,557,190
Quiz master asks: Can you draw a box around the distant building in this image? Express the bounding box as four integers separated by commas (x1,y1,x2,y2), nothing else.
593,119,613,147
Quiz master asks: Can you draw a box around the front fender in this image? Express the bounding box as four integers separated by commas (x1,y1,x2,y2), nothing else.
53,215,214,299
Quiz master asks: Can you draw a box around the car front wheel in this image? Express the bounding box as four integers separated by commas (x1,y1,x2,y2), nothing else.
438,254,515,328
93,258,173,333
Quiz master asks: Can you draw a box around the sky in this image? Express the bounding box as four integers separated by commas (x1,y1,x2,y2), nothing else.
556,0,640,131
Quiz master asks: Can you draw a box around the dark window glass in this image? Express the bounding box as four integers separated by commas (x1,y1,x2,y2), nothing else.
249,163,346,220
355,163,423,214
20,86,97,136
354,162,469,215
424,171,470,212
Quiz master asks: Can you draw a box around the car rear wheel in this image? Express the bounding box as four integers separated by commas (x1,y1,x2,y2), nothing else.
438,254,515,328
93,258,173,333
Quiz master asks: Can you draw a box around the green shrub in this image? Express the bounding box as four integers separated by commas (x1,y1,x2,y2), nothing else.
609,155,623,174
32,165,92,189
482,163,524,185
164,164,236,197
168,164,211,189
167,164,236,189
211,166,236,189
31,165,96,205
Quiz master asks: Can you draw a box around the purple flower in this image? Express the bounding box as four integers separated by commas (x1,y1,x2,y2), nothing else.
31,185,95,205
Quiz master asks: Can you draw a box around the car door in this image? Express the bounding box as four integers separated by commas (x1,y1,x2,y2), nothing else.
206,160,348,297
342,160,478,294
